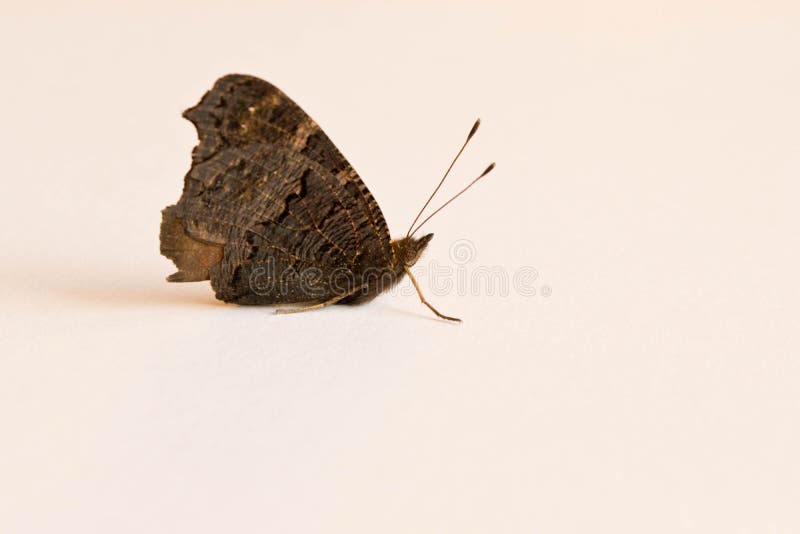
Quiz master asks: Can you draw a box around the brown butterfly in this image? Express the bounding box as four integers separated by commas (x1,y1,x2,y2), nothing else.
160,74,494,321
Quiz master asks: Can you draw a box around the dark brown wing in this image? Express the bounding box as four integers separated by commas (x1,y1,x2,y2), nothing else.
160,74,393,304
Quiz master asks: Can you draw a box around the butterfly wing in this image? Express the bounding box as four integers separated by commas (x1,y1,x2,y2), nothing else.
160,74,393,304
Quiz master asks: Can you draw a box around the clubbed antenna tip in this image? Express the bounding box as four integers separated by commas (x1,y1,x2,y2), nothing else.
467,118,481,141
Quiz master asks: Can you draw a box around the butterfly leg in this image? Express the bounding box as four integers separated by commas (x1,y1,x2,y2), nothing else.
404,267,461,322
274,286,361,315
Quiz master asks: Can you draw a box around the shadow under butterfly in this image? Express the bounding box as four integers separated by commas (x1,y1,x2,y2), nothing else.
160,74,495,322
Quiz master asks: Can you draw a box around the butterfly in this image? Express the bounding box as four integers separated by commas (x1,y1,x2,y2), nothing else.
160,74,494,321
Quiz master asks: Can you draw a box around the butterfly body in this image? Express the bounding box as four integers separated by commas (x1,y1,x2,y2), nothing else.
161,74,433,308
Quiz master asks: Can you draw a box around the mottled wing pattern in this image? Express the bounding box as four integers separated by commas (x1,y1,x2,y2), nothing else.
160,74,392,304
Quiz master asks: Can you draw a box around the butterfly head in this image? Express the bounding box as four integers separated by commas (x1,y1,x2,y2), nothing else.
393,233,434,268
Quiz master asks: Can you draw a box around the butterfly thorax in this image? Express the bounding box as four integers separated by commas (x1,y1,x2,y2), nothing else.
340,233,433,305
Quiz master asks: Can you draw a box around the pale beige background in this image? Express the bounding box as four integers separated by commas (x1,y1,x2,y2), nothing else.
1,1,799,533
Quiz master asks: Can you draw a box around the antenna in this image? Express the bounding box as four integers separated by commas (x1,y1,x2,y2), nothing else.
408,162,496,238
405,119,482,237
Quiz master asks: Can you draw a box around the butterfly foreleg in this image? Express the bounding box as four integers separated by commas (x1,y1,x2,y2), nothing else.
403,266,461,322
